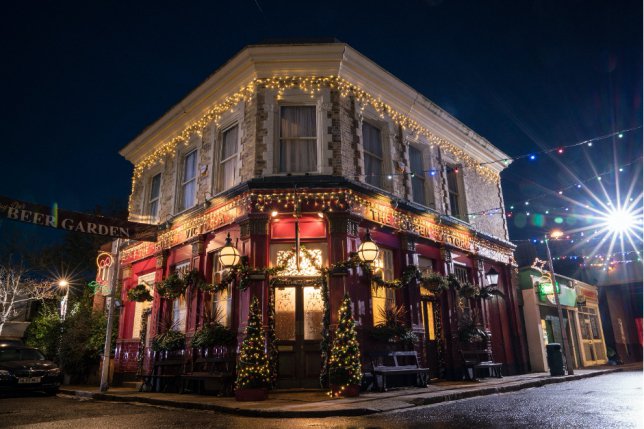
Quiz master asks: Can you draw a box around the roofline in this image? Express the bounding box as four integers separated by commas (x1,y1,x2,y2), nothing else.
120,42,511,172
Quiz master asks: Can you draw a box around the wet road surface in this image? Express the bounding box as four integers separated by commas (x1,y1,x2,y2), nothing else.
0,370,641,428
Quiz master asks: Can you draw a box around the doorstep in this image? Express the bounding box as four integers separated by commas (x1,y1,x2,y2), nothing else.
59,366,630,418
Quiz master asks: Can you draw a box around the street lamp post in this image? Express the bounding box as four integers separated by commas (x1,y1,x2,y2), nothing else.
544,231,574,375
58,279,70,321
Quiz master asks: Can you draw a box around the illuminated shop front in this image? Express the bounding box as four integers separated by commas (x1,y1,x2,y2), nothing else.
519,265,607,371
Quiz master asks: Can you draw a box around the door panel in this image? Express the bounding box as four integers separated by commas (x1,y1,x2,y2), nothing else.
421,299,441,379
276,284,322,388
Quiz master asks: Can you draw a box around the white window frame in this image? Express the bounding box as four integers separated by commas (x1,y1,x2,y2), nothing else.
217,123,241,192
177,148,198,213
408,144,432,206
276,104,318,174
362,120,385,189
446,163,467,220
132,272,156,340
147,173,162,222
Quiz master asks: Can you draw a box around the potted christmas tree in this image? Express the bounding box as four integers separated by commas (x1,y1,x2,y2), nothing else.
234,297,270,401
328,294,362,398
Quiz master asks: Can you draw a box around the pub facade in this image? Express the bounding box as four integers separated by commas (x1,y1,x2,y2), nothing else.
112,42,528,387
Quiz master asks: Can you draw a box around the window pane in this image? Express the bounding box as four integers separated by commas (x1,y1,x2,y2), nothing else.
221,159,235,190
279,139,316,173
364,153,382,187
214,287,231,327
280,106,316,138
372,249,395,326
182,180,196,211
412,176,426,205
184,151,197,181
279,107,317,173
303,286,324,340
275,287,296,341
363,123,382,157
149,200,159,219
173,297,187,332
222,126,238,159
150,174,161,199
409,146,423,174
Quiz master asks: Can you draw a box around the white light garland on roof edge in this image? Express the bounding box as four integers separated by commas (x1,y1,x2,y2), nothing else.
128,76,500,211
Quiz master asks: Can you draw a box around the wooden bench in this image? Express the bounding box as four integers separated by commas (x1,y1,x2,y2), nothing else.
461,349,503,381
179,350,236,396
140,355,184,392
371,351,429,392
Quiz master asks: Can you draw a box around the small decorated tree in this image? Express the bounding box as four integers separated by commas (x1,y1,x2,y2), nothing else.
235,297,270,401
328,294,362,397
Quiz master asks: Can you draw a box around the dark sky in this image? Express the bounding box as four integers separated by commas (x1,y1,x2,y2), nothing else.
0,0,641,254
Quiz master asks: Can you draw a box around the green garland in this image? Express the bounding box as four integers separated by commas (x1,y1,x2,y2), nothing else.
155,273,187,299
319,275,331,388
136,308,151,377
127,284,153,302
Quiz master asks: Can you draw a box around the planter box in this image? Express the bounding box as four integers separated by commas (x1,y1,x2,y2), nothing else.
249,274,267,280
234,387,268,401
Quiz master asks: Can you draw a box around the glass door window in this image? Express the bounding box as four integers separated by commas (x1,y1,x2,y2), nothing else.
274,284,323,387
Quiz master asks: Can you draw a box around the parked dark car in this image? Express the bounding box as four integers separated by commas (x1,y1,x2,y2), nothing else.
0,339,24,347
0,346,62,395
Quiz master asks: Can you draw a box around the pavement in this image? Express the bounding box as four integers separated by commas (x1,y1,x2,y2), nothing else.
59,364,639,418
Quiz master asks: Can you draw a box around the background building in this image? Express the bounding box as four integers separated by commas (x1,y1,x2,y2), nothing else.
518,264,608,371
112,41,529,386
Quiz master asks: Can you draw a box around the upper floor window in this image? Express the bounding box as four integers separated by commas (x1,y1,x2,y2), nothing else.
363,122,383,188
178,149,197,212
371,248,395,326
409,146,426,205
446,164,465,220
219,125,239,191
279,106,317,173
148,173,161,221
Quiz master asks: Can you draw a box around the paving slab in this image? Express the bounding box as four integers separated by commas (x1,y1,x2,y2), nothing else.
59,366,635,418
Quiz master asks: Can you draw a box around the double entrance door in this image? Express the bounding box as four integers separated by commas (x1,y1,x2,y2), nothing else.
420,297,442,380
274,283,324,388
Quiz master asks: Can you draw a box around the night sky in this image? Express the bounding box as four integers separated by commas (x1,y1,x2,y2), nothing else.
1,0,641,257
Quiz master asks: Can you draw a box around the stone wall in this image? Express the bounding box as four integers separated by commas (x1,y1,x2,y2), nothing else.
127,88,509,241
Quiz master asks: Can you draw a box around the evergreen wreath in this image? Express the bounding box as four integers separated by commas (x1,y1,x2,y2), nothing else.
127,284,153,302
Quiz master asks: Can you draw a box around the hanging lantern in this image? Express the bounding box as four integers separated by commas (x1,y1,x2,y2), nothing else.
357,229,379,264
485,267,499,287
219,233,241,269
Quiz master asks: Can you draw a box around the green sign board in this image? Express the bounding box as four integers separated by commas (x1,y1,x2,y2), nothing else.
538,281,560,295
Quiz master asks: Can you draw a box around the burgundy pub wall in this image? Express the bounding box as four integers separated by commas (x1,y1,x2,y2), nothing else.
114,209,528,381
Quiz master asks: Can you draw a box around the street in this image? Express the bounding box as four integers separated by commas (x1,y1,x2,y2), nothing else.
0,370,641,428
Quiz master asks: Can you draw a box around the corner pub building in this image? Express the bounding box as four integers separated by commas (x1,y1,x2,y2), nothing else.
112,41,529,388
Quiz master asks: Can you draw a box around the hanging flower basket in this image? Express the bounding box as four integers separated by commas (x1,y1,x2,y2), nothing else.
127,284,153,302
419,271,449,293
155,273,187,299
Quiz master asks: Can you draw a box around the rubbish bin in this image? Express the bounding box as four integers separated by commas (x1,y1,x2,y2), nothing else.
546,343,565,376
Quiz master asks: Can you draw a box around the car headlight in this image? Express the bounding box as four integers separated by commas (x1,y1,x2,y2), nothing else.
0,370,11,377
47,368,61,376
